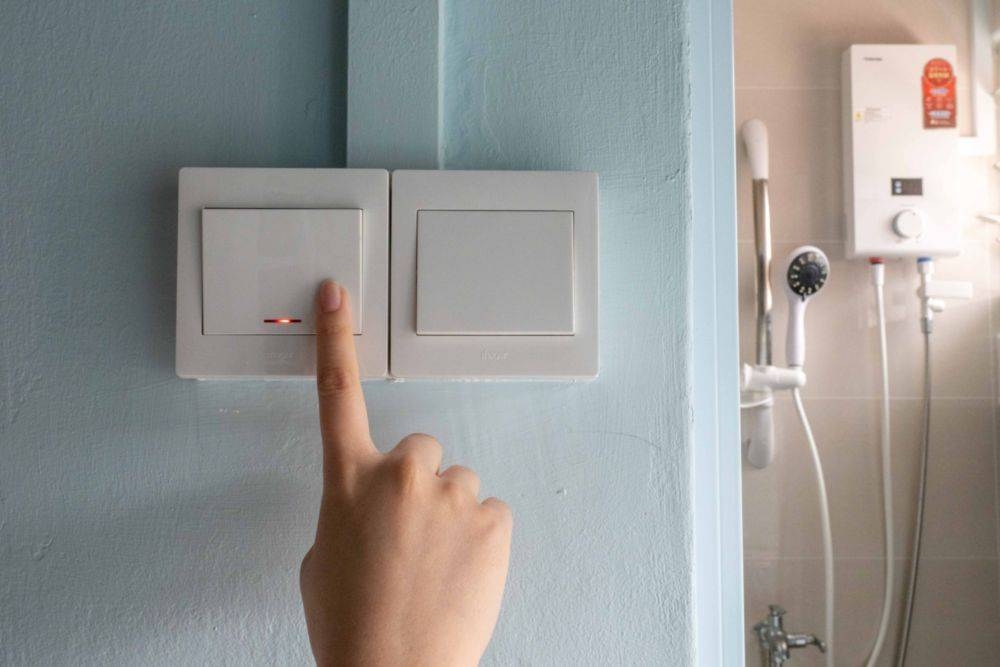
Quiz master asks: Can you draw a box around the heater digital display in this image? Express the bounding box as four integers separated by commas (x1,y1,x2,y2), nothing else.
891,178,922,196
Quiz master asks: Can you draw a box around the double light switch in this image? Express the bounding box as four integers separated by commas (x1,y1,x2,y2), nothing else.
176,168,597,380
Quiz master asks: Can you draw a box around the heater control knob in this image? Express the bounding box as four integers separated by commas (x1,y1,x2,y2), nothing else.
892,208,925,239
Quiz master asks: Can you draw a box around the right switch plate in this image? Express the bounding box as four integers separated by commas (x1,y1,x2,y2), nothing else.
391,170,598,379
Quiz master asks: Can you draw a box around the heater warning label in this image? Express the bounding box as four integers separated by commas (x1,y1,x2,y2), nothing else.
922,58,956,129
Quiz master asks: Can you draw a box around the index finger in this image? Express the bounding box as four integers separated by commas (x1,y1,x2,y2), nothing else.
314,280,374,467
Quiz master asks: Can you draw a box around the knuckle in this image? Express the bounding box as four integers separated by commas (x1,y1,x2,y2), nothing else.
445,466,480,490
448,464,476,478
440,479,468,506
426,440,444,459
316,366,359,398
389,455,424,492
396,434,443,460
401,432,440,448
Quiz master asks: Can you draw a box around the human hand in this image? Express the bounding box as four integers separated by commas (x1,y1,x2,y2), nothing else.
299,280,513,667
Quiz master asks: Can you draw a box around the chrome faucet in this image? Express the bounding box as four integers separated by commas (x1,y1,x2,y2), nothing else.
753,605,826,666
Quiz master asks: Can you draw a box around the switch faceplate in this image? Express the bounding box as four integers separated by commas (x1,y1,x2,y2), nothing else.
391,170,599,380
416,210,575,336
176,168,388,379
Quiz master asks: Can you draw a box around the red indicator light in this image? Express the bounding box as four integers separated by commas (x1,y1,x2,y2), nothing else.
264,318,301,325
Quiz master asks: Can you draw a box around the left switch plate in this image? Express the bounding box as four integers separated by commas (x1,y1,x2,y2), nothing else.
176,168,389,379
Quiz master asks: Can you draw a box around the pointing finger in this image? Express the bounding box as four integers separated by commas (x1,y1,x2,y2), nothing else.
315,280,374,471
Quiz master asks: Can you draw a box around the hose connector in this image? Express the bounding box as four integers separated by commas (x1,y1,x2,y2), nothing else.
869,257,885,286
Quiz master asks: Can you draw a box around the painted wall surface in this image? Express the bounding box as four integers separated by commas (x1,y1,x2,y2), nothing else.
736,1,1000,665
1,1,694,665
1,2,345,664
439,2,693,664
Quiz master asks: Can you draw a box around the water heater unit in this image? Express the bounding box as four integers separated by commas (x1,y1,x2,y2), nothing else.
842,44,960,258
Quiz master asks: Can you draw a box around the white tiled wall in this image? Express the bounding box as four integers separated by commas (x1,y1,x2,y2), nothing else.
735,1,1000,665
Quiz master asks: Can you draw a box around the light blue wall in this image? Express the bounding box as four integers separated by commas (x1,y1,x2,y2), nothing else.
1,2,345,664
438,2,694,664
1,1,695,665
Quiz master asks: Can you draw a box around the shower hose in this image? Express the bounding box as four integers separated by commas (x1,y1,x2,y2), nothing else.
896,309,932,666
792,262,920,667
791,387,834,667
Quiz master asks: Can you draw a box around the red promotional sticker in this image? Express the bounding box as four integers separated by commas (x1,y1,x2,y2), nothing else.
922,58,956,129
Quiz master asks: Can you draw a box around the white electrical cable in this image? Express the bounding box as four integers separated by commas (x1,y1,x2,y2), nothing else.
791,387,834,667
866,261,895,667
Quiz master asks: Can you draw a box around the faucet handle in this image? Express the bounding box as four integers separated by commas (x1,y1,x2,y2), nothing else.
766,605,786,625
754,605,786,635
787,633,826,654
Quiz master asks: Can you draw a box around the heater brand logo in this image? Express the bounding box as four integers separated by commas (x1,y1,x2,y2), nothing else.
481,349,509,361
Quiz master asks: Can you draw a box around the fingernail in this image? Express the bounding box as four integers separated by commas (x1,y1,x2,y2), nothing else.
319,280,342,312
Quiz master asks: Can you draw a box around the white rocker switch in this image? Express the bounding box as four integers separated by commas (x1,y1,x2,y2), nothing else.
390,170,598,380
201,208,363,335
416,210,575,336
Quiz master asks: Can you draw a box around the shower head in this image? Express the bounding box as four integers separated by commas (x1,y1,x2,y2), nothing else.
785,246,830,300
783,246,830,368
